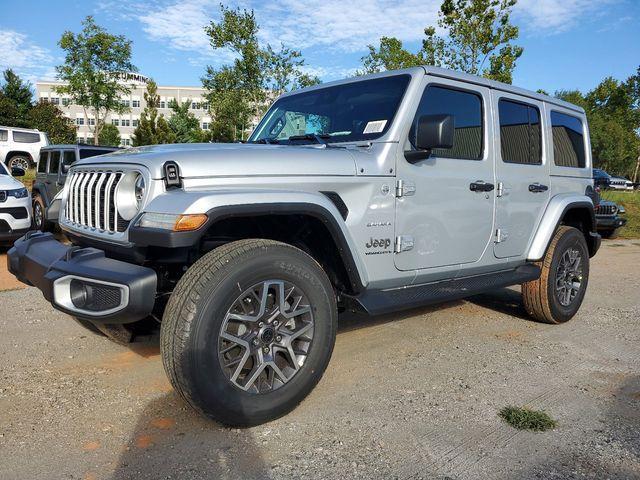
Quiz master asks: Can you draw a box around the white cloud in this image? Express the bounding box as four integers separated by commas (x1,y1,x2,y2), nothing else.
514,0,619,34
0,30,57,83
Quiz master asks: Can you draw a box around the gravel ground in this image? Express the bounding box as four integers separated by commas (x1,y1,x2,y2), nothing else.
0,240,639,480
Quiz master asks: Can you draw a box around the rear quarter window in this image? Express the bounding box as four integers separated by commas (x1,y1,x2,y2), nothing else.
12,131,41,143
551,111,586,168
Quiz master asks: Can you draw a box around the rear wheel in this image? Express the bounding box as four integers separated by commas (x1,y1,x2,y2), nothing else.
522,226,590,324
161,239,337,426
7,155,31,171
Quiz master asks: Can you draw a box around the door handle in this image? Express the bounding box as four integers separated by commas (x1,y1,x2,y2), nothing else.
528,183,548,193
469,181,495,192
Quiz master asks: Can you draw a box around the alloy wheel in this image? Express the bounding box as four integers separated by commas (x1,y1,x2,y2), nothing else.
218,280,314,394
555,247,583,306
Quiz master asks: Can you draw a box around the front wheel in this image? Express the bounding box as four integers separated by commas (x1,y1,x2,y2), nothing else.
522,226,590,324
161,239,337,426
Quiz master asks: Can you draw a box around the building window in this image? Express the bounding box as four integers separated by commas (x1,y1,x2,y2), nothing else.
191,102,202,110
132,119,139,127
62,98,71,106
76,118,85,126
50,97,60,105
202,102,209,111
159,101,166,109
202,122,209,130
551,111,586,168
121,99,130,107
88,118,96,126
410,85,483,160
122,119,130,127
112,119,120,126
132,100,140,108
121,138,131,146
498,99,542,165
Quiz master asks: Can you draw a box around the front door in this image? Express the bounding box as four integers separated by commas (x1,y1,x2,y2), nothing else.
394,78,495,271
492,93,550,258
44,150,61,200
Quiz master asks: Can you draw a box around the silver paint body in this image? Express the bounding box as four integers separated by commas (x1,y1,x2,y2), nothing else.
59,66,594,291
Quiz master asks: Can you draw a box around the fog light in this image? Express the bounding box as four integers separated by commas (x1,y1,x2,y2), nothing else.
53,276,128,315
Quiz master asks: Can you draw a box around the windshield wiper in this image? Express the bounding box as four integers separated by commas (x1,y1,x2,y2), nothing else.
287,133,332,145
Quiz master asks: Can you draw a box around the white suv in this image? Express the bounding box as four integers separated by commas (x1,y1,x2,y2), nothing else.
0,163,31,245
0,126,50,170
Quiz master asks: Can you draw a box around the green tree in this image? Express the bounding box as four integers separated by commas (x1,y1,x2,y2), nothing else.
0,92,20,127
98,123,121,147
0,69,33,125
26,101,76,144
556,67,640,178
55,16,136,145
362,0,523,84
168,99,204,143
131,80,175,146
203,5,319,142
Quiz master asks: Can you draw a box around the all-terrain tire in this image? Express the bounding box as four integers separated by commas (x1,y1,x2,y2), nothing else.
160,239,337,426
6,154,32,171
522,226,590,324
32,194,52,232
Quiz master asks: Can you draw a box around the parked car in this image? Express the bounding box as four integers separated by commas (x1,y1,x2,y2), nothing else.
592,168,611,190
0,126,50,170
0,163,31,245
595,200,627,238
608,175,634,191
8,66,601,426
31,144,121,230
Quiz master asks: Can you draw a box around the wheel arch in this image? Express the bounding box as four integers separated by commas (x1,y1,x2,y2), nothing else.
5,150,34,166
132,191,369,295
527,194,599,261
31,182,50,206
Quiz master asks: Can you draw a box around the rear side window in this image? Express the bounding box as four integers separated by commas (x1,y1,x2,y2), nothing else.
498,99,542,165
411,85,483,160
49,151,61,173
0,129,7,141
551,111,586,168
13,131,40,143
37,151,48,173
79,148,115,159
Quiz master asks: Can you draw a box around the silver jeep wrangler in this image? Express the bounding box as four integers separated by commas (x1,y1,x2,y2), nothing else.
8,67,600,426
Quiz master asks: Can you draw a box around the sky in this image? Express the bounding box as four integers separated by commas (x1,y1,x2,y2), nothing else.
0,0,638,95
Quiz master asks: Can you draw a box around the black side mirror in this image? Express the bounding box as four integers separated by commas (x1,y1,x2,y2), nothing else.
11,166,25,177
405,114,455,163
61,164,71,174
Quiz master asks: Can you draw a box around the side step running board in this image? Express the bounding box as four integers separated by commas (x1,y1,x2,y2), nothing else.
351,264,541,316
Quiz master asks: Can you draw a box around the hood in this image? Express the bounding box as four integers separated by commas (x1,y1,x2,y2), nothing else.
0,174,25,190
74,143,358,179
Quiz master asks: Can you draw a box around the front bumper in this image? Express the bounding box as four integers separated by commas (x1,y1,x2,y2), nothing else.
596,215,627,230
7,232,157,324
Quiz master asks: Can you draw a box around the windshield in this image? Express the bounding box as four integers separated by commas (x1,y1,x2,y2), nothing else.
0,162,8,175
249,74,411,144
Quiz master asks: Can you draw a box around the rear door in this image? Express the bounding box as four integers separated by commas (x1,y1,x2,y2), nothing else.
493,93,550,258
394,78,496,271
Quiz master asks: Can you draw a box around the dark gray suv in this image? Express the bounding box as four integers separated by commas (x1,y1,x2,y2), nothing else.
31,144,120,230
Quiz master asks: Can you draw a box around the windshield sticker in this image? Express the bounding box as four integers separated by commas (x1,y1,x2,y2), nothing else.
363,120,387,134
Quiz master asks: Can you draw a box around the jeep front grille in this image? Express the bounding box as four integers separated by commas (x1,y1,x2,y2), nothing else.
64,170,130,233
595,204,617,216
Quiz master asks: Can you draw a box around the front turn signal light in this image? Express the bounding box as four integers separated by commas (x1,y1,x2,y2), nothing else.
174,214,208,231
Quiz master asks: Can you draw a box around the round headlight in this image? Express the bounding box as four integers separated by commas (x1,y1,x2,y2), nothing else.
115,172,144,221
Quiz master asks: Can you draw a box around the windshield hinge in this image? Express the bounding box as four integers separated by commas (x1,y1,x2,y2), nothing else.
395,235,414,253
395,180,416,198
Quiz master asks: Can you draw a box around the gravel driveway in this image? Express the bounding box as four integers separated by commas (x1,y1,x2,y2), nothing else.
1,241,639,480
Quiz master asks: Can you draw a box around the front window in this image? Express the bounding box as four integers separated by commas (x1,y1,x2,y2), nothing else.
249,75,411,144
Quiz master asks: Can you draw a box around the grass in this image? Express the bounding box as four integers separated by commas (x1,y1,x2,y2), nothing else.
22,168,37,190
498,406,557,432
601,190,640,239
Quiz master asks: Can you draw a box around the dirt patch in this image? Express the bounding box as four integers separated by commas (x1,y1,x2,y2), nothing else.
0,253,25,291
